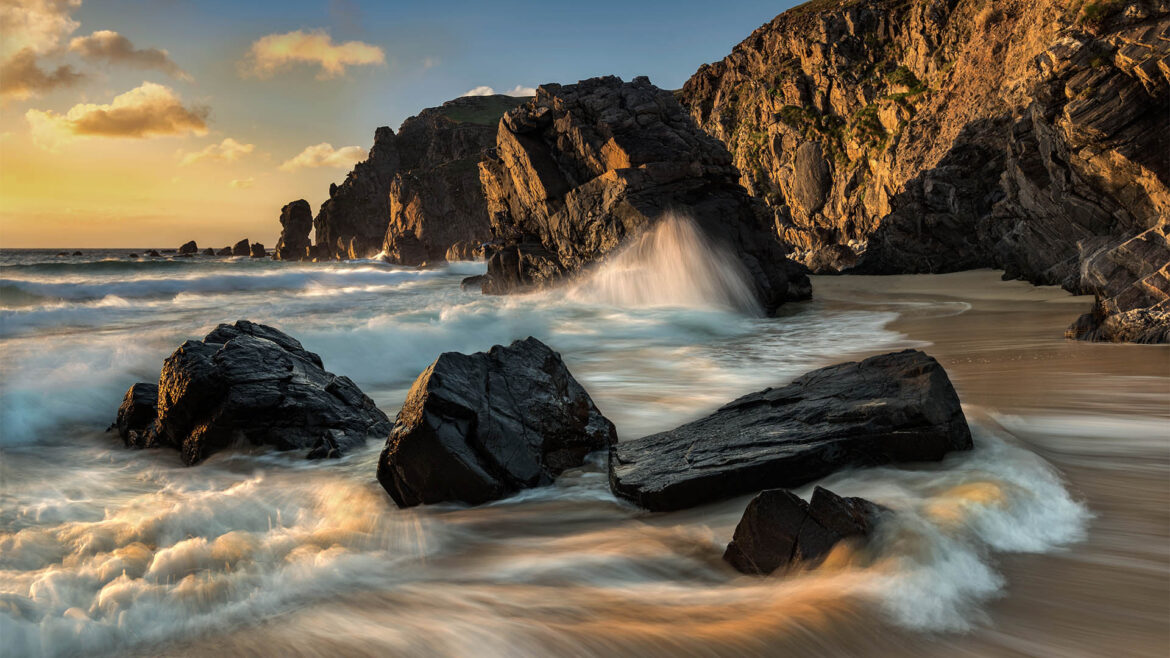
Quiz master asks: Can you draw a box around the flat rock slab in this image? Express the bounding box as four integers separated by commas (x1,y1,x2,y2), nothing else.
609,349,972,511
724,486,885,575
377,337,617,507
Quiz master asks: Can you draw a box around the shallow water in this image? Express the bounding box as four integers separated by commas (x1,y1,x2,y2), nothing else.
0,241,1165,657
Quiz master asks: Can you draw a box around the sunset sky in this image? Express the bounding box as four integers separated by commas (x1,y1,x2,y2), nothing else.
0,0,797,248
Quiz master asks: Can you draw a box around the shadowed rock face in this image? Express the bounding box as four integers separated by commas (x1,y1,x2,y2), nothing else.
679,0,1169,341
274,200,313,261
609,349,972,512
111,383,159,449
476,75,812,314
377,337,617,507
309,95,526,263
178,241,198,255
231,239,250,256
120,320,391,465
724,487,885,575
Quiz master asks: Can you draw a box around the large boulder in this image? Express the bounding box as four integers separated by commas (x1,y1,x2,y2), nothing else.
110,383,159,449
609,349,972,511
231,239,250,256
476,76,810,314
724,487,885,575
377,337,617,507
178,240,198,255
274,200,313,261
123,320,391,465
249,242,266,258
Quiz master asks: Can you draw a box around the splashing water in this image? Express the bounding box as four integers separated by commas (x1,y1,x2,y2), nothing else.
566,212,762,314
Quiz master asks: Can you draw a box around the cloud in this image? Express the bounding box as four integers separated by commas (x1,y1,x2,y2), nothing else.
463,84,536,97
25,81,209,149
179,137,254,166
278,142,366,171
0,47,83,100
240,29,383,79
69,30,191,81
229,177,255,189
0,0,81,60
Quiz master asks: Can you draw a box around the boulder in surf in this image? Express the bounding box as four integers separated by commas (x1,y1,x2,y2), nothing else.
377,337,617,507
232,239,250,256
724,486,885,575
178,240,198,255
609,349,972,511
110,382,160,449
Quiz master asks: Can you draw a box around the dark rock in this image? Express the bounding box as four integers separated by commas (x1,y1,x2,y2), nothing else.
150,320,391,465
249,243,266,258
127,253,138,258
377,337,617,507
723,487,885,575
202,248,215,256
217,246,233,256
609,349,972,511
178,241,198,255
147,250,162,258
161,249,176,253
1065,221,1169,342
232,239,250,256
56,251,68,256
477,76,810,314
71,251,82,256
460,274,486,291
275,200,313,261
111,383,159,448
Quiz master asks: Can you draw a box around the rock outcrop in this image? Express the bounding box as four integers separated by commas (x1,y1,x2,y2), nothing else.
274,200,313,261
724,487,885,575
202,248,215,256
110,383,159,449
476,76,811,314
609,349,971,511
118,320,391,465
377,337,617,507
231,239,250,256
249,242,265,258
178,241,198,255
310,95,526,262
679,0,1169,340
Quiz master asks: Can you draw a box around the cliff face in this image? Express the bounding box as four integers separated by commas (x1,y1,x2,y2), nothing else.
476,76,811,314
310,95,526,262
680,0,1170,340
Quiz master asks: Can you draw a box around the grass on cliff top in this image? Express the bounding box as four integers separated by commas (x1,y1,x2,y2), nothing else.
440,95,530,125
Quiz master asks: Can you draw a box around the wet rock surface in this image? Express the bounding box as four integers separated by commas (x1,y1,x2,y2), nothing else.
476,75,810,313
724,487,886,575
377,337,617,507
119,320,391,465
609,349,972,511
111,383,159,449
274,200,313,261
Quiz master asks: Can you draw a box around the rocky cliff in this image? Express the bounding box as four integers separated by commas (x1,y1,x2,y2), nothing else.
476,76,811,314
680,0,1169,341
309,94,526,262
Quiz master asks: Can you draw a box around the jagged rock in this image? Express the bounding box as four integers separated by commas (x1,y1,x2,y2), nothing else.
724,487,886,575
202,247,215,256
476,75,810,313
275,200,313,261
445,240,484,261
178,240,198,255
217,246,233,256
250,243,266,258
377,337,617,507
679,0,1170,342
231,239,250,256
609,349,972,511
111,383,159,449
1066,221,1170,341
146,320,391,465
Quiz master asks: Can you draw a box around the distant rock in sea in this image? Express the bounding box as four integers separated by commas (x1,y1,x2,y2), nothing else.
250,242,266,258
232,239,250,256
178,241,198,255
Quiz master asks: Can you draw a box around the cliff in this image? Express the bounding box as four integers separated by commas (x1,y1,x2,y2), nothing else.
306,94,527,262
476,76,811,314
680,0,1169,341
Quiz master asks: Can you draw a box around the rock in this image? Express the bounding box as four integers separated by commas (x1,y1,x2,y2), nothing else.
147,250,162,258
445,240,484,262
460,274,486,291
56,251,68,256
178,240,198,255
477,76,810,314
71,251,82,256
110,383,159,449
202,247,215,256
161,249,175,253
250,243,266,258
377,337,617,507
678,1,1170,341
274,200,313,261
231,239,250,256
217,246,233,256
723,487,885,575
609,349,972,511
127,253,138,258
147,320,391,465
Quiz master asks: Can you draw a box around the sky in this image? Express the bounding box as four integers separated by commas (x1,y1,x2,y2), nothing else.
0,0,800,248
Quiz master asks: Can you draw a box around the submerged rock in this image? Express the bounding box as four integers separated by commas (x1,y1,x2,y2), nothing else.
71,251,82,256
130,320,391,465
377,337,617,507
724,487,885,575
111,383,159,449
178,240,198,255
609,349,972,511
232,239,250,256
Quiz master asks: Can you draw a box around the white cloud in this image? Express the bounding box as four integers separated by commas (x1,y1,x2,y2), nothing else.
229,177,255,189
0,0,81,60
463,84,536,98
179,137,254,166
240,29,384,79
278,142,365,171
69,30,191,81
25,81,209,149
